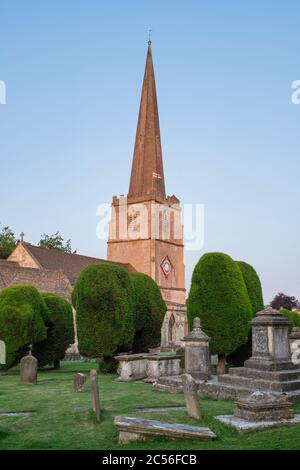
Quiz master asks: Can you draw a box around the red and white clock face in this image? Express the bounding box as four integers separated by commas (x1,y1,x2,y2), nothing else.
160,256,173,278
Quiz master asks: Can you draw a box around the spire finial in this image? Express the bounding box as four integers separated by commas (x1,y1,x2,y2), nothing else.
148,28,152,46
20,232,24,243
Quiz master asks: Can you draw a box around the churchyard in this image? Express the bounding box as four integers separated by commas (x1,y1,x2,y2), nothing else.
0,360,300,450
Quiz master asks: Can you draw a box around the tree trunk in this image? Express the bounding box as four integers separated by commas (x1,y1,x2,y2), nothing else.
53,359,60,369
216,354,226,375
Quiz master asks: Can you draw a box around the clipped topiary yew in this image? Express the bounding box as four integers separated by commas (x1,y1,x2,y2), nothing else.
0,285,48,370
187,252,252,374
72,263,135,361
129,272,166,353
34,293,74,369
227,260,264,366
236,261,264,314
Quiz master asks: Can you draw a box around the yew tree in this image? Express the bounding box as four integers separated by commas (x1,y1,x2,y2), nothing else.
187,252,252,374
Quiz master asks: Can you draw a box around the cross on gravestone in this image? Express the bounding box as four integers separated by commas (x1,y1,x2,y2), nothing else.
181,373,202,420
73,373,86,392
90,369,100,422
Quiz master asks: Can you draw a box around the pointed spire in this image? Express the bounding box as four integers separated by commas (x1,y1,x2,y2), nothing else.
128,41,166,199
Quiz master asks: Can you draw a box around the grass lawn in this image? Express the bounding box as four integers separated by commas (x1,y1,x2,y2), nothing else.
0,360,300,450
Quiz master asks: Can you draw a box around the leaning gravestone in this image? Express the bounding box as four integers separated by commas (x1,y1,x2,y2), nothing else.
20,345,37,385
74,372,86,392
181,373,202,420
90,369,100,422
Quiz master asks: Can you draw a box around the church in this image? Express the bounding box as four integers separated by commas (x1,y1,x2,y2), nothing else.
107,40,187,348
0,41,187,350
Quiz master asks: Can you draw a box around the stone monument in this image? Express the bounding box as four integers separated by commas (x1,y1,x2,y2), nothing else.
90,369,100,422
182,317,211,381
200,307,300,402
20,345,37,385
234,391,294,421
215,390,300,433
181,373,202,420
290,327,300,367
74,372,86,392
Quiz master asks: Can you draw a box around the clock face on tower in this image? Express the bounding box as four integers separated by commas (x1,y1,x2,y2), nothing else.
160,256,173,278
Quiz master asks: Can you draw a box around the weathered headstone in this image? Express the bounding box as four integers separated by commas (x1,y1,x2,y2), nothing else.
0,340,6,365
20,346,37,385
90,369,100,422
114,416,216,443
182,317,211,380
290,327,300,366
74,372,86,392
181,373,202,420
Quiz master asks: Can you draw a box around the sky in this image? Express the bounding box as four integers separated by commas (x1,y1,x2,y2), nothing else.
0,1,299,303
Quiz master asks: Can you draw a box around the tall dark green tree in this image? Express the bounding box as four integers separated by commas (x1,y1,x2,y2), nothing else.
129,272,166,353
187,252,252,374
0,225,17,259
227,261,264,366
34,294,74,369
0,285,48,370
72,263,135,362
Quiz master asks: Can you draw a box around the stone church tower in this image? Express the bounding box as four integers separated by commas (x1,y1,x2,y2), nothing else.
107,41,187,348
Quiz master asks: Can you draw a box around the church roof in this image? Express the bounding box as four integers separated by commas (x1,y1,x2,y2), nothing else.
20,243,136,286
128,41,166,200
0,260,72,300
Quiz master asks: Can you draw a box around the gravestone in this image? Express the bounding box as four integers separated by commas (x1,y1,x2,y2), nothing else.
114,416,216,443
90,369,100,422
181,373,201,420
74,372,86,391
0,340,5,365
182,317,211,380
290,327,300,367
20,346,37,385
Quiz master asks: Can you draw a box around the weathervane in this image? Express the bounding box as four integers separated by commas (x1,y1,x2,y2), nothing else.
148,28,152,45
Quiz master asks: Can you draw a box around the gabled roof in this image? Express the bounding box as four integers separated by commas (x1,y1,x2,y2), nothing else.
0,260,72,300
22,243,135,285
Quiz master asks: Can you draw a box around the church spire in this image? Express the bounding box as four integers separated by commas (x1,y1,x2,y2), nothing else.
128,41,166,200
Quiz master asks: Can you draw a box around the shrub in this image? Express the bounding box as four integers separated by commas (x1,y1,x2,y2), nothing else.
271,293,298,311
187,252,252,373
236,261,264,314
72,263,135,360
129,272,166,353
281,308,300,331
34,293,74,368
0,285,48,369
227,261,264,366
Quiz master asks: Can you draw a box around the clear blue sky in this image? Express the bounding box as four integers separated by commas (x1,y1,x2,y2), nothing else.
1,1,299,303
